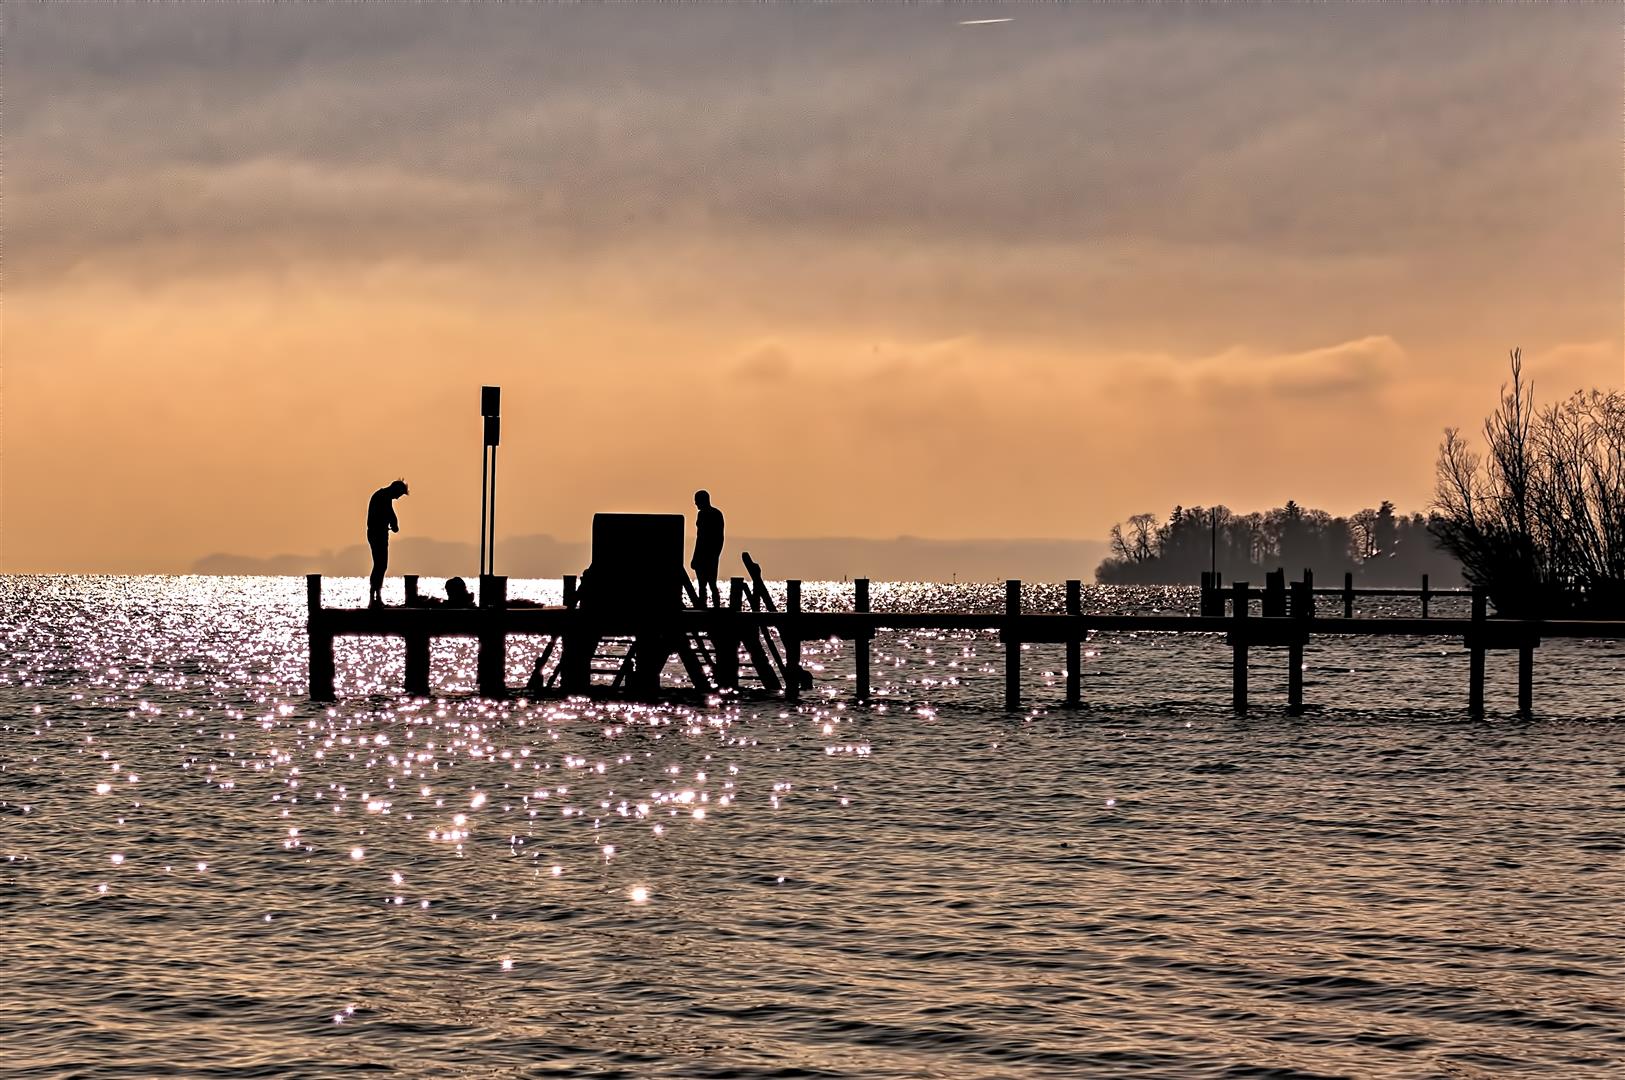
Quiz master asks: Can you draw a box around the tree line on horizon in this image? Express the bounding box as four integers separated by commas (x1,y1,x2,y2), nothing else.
1096,500,1463,587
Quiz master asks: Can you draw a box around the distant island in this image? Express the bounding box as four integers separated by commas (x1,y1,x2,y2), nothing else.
1095,500,1462,587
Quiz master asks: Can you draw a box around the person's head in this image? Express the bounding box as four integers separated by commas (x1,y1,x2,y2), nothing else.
694,489,710,509
445,577,470,603
390,479,410,498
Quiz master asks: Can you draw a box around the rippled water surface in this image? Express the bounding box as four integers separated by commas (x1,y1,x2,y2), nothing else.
2,576,1623,1079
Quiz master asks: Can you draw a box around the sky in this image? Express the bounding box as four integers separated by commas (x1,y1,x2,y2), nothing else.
3,3,1620,573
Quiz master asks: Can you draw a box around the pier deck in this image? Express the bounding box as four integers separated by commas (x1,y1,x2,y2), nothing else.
306,574,1625,717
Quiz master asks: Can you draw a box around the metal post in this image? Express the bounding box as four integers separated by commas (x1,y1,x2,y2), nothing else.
1343,572,1355,619
1004,579,1021,711
1065,579,1082,709
1421,573,1431,618
479,444,488,577
487,445,497,577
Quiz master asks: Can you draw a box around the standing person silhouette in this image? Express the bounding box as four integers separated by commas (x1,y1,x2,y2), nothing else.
691,490,724,609
367,479,409,608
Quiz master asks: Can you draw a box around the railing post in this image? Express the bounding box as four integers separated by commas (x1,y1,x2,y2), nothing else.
1343,572,1355,618
854,578,871,704
1420,573,1431,619
307,574,335,701
784,580,803,703
404,574,419,606
1468,586,1486,719
1065,579,1082,709
1004,579,1021,711
478,574,508,699
1288,578,1308,714
1231,580,1249,712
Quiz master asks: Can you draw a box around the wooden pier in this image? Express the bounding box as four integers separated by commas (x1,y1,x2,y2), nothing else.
307,571,1625,718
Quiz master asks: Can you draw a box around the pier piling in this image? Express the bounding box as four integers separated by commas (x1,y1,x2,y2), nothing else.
784,580,803,702
854,578,871,703
1004,580,1022,711
477,575,508,699
1288,578,1309,714
1343,573,1355,619
1065,579,1082,709
1231,581,1249,711
307,574,335,701
1517,643,1534,719
1468,586,1487,719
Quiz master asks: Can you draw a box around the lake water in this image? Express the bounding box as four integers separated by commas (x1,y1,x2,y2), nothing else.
2,576,1622,1078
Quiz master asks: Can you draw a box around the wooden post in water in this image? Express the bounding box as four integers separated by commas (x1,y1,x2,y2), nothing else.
784,580,803,703
718,577,744,691
854,578,871,703
1065,579,1082,709
1420,574,1431,619
1517,641,1534,719
1231,580,1249,712
1288,578,1308,714
1343,572,1355,618
307,574,335,701
404,575,419,606
477,575,508,699
1263,568,1286,618
1468,586,1487,719
1004,579,1022,711
404,630,431,697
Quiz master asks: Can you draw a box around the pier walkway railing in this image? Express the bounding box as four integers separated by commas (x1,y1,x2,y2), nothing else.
307,573,1625,718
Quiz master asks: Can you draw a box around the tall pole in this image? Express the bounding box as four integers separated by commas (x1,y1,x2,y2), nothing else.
481,386,501,579
480,442,489,577
488,444,498,576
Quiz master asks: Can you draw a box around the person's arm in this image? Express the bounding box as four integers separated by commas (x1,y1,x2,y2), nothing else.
390,505,400,533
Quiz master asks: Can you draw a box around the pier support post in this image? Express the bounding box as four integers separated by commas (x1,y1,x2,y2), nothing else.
1231,581,1249,712
1004,579,1021,711
1343,572,1355,619
404,631,430,697
404,575,419,606
1264,568,1286,618
478,575,508,699
1065,579,1082,709
1468,586,1486,719
718,578,744,691
1288,579,1308,714
1517,643,1534,719
563,574,577,610
307,574,335,701
784,580,803,703
1421,574,1431,619
854,578,871,703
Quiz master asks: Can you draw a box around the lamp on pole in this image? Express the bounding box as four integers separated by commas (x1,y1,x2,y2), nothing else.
480,386,501,576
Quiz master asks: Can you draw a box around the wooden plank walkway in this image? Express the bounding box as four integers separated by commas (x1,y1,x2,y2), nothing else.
306,573,1625,718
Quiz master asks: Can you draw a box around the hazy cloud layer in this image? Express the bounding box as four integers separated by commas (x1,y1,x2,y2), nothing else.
3,4,1619,570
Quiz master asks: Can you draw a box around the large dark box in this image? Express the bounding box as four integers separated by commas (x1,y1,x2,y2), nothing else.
588,513,685,612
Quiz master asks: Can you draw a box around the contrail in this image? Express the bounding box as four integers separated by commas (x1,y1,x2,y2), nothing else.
959,18,1014,26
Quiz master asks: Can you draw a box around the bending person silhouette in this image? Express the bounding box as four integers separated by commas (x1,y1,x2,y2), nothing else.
691,490,725,608
366,479,409,607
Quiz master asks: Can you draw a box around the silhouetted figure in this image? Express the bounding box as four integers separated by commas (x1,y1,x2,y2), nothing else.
366,479,409,607
444,576,474,608
691,490,725,608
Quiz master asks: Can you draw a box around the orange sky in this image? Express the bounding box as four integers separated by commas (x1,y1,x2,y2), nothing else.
3,4,1620,572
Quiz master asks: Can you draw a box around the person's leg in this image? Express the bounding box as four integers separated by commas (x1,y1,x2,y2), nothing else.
369,536,388,604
